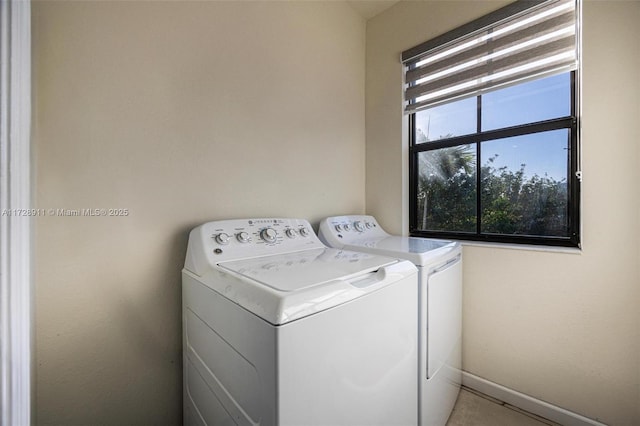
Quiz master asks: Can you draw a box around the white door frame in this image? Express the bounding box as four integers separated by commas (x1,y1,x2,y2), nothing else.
0,0,32,425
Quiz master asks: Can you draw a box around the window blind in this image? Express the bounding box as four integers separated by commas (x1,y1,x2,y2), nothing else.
402,0,577,115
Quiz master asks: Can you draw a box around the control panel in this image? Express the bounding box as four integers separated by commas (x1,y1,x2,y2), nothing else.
318,215,389,247
184,218,325,275
211,219,313,244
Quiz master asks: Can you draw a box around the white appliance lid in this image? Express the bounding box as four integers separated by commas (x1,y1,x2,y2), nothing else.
344,236,458,267
204,247,416,325
218,247,396,292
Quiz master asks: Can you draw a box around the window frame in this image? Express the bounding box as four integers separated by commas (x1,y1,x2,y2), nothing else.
409,71,580,248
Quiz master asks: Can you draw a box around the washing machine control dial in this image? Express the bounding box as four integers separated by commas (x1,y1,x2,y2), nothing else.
335,224,343,232
299,227,310,237
215,232,231,245
260,228,278,243
343,223,351,232
236,232,251,243
354,221,365,232
285,229,297,239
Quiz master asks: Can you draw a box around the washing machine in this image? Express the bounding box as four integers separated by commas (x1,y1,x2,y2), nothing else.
182,218,419,426
318,215,462,426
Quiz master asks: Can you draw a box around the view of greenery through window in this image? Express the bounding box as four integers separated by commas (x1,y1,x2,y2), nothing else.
413,73,574,240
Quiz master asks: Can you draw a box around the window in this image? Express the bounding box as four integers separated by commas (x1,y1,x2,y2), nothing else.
403,0,580,247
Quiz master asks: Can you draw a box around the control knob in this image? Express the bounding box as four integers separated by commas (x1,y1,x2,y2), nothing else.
299,227,310,237
215,232,231,245
285,229,297,239
354,221,365,232
260,227,278,243
236,232,251,243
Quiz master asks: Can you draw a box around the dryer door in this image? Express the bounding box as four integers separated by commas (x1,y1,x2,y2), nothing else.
426,254,462,379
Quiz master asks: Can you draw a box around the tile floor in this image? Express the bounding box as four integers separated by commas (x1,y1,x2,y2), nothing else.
446,388,561,426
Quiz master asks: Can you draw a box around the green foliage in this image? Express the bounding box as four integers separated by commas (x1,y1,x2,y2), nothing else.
417,146,476,232
417,151,568,237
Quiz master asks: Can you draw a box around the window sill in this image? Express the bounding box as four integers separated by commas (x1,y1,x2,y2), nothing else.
459,240,582,255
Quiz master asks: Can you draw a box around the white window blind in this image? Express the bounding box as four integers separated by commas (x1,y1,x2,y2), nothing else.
402,0,577,114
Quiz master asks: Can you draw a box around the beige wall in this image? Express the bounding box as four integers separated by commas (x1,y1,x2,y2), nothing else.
366,1,640,425
32,1,365,424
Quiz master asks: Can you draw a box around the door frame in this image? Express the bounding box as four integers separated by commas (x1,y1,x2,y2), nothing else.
0,0,32,424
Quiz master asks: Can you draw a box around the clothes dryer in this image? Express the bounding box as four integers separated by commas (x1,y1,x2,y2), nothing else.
318,215,462,426
182,218,419,426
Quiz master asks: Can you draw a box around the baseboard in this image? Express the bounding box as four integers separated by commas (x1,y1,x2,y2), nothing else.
462,371,608,426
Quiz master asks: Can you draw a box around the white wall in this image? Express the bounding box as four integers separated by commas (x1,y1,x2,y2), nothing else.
366,1,640,425
32,1,365,424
